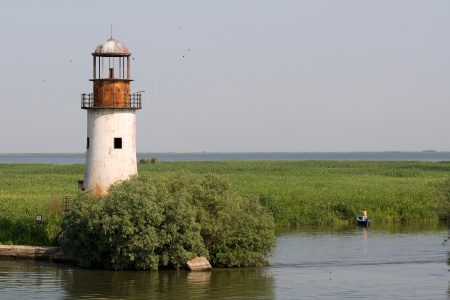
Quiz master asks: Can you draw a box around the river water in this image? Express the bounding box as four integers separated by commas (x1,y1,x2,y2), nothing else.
0,224,448,299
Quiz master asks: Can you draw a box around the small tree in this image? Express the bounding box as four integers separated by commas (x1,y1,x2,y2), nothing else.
61,171,275,270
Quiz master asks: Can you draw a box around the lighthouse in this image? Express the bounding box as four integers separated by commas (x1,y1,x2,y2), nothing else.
81,37,142,195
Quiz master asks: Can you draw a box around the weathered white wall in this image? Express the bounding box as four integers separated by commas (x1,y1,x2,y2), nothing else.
83,109,137,195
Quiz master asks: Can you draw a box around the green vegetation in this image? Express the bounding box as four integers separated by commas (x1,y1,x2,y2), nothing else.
138,160,450,226
62,171,275,270
139,157,158,164
0,164,82,245
1,160,450,246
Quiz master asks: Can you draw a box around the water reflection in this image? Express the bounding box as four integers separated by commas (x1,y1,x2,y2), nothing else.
60,266,275,299
360,225,368,237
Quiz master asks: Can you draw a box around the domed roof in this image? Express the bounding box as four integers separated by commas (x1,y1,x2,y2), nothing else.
93,37,131,56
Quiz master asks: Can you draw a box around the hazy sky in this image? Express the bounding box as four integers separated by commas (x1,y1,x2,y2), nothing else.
1,1,450,153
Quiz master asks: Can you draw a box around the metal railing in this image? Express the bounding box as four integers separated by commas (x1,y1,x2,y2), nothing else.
81,93,142,109
64,196,74,212
81,93,94,108
129,93,142,108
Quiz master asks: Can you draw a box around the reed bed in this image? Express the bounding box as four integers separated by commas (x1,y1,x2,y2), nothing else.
140,160,450,226
0,164,82,245
1,160,449,245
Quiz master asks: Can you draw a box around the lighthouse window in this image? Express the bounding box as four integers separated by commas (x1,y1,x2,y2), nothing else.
114,138,122,149
86,137,89,149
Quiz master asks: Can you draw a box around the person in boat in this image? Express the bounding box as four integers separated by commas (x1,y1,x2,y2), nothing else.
362,209,368,221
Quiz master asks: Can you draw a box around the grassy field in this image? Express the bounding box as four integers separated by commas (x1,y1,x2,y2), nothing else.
1,160,450,245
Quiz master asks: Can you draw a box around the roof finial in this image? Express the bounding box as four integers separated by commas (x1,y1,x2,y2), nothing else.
110,23,113,38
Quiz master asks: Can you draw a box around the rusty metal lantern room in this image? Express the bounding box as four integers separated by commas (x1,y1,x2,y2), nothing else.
81,37,141,109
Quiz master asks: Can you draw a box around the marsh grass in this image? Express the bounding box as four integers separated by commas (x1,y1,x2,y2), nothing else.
139,160,450,226
0,164,82,245
1,160,449,244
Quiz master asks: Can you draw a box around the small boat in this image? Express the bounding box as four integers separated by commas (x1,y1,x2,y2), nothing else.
356,216,370,226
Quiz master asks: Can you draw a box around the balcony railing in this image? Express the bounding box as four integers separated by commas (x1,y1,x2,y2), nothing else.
81,93,142,109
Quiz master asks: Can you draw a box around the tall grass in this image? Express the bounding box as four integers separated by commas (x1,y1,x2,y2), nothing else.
0,164,82,245
1,160,449,245
139,160,450,226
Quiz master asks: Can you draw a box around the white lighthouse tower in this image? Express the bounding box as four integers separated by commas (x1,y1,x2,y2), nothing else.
81,37,142,195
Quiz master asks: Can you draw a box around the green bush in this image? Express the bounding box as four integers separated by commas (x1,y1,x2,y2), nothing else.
159,171,276,267
139,157,157,164
61,171,275,270
139,158,150,164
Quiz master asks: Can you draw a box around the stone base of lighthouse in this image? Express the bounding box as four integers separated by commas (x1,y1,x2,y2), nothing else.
83,109,137,195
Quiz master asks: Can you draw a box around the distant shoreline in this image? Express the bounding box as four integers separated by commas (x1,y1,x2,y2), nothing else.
0,150,446,154
1,151,450,164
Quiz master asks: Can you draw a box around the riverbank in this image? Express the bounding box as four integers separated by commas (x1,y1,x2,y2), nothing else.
0,245,212,271
0,245,71,262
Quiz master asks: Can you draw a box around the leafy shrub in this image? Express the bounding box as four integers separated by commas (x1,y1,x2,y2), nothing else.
139,157,157,164
60,191,104,267
159,172,276,267
139,158,150,164
61,171,275,270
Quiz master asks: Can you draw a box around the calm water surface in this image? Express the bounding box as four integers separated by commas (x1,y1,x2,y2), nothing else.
0,224,448,299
